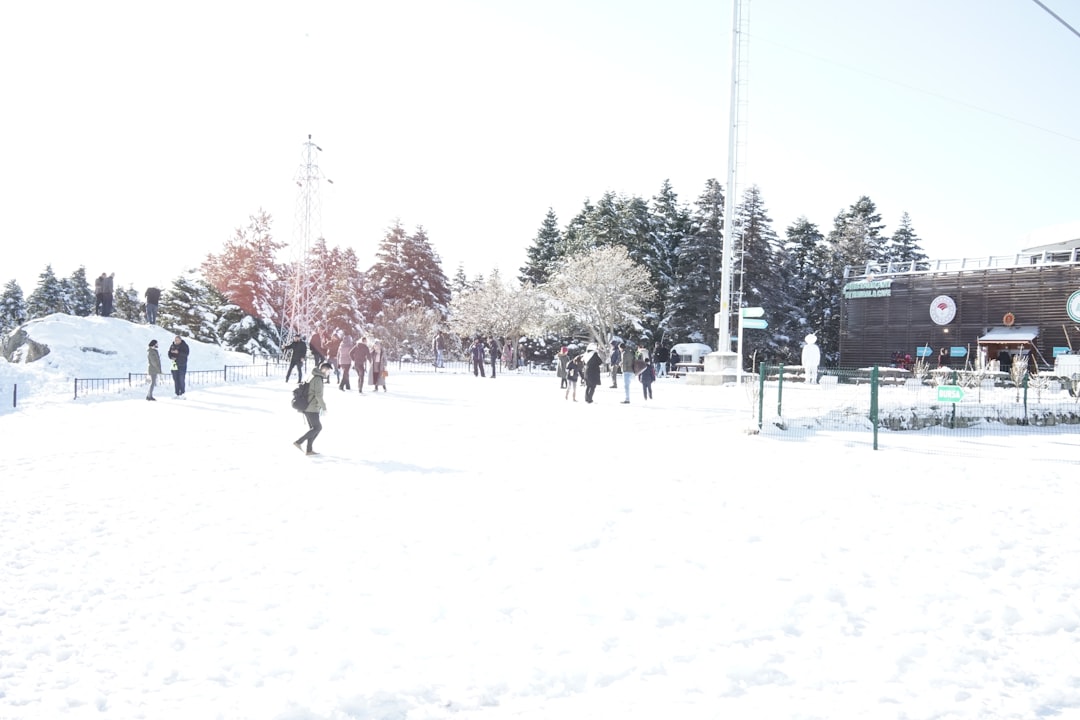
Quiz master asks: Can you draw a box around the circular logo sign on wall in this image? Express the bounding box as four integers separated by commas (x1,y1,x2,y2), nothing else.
1068,290,1080,323
929,295,957,325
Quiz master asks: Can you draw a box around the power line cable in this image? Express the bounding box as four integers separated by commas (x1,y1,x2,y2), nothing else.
1028,0,1080,41
751,34,1080,145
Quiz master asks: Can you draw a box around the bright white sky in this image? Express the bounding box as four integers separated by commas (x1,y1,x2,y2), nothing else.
2,0,1078,295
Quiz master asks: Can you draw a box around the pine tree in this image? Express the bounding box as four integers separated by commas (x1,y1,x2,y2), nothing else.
113,285,143,323
158,269,220,344
519,208,563,286
783,218,841,363
885,212,929,270
733,186,792,366
366,221,451,318
669,179,725,345
0,279,27,334
204,210,288,345
26,265,67,320
322,246,367,339
828,196,888,272
65,266,96,316
644,180,691,342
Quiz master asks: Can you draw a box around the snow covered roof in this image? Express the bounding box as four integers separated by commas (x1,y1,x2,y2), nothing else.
977,325,1039,343
1020,221,1080,253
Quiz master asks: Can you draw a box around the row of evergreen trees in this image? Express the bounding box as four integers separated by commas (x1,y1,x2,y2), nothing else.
1,179,928,366
517,180,927,363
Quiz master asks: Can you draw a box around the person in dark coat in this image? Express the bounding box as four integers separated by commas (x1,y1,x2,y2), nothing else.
565,353,583,401
95,273,106,315
286,335,307,383
167,335,190,398
488,337,500,379
638,354,656,400
144,287,161,325
309,330,326,366
584,343,603,403
146,339,162,401
102,273,115,316
293,362,330,456
608,340,621,389
350,337,370,393
654,343,670,378
471,338,486,377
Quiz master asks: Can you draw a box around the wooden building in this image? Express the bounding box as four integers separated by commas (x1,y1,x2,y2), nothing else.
839,242,1080,370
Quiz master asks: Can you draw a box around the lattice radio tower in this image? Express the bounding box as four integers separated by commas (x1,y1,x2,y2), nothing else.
285,134,332,339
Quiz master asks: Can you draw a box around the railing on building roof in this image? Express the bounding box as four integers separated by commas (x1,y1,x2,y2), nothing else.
845,248,1080,280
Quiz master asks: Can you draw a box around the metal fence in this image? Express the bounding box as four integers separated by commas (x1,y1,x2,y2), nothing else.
74,361,287,400
755,364,1080,449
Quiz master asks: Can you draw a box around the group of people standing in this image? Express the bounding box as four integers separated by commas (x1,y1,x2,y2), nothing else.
556,340,657,404
94,273,115,316
286,330,387,393
470,336,513,378
145,335,190,400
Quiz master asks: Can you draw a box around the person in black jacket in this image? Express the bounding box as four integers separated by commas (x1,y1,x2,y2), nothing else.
488,337,500,378
584,343,603,403
167,335,190,398
144,287,161,325
286,335,307,383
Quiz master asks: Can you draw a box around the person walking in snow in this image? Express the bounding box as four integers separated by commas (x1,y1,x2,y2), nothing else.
336,333,353,390
309,329,326,366
293,361,331,456
638,351,656,400
167,334,190,398
556,346,570,389
488,337,500,378
471,337,486,377
286,335,307,383
350,336,370,392
146,339,161,401
369,340,388,391
619,341,635,403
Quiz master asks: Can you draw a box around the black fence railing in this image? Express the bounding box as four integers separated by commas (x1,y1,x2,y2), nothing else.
73,361,287,400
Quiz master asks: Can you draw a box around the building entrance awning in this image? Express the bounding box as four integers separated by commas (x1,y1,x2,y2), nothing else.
977,326,1038,344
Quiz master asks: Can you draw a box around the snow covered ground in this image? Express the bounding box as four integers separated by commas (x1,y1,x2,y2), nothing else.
2,317,1080,719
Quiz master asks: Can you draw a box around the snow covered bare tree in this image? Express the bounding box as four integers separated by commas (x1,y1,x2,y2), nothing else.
543,246,655,345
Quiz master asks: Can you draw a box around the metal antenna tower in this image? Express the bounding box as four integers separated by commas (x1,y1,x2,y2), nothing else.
285,134,333,338
718,0,750,366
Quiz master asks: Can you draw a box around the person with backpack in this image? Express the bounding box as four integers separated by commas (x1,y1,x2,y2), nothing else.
293,362,331,456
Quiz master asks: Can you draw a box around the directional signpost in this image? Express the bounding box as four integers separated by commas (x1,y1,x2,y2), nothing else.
742,318,768,330
741,307,765,318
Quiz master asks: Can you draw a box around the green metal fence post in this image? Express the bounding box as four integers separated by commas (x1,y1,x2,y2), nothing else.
777,364,784,419
870,365,880,450
1022,372,1029,425
758,364,765,431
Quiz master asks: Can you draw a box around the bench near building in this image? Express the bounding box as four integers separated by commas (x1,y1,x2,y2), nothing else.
839,233,1080,374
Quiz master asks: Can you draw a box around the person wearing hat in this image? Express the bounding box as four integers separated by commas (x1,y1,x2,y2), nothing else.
556,346,570,389
146,339,161,401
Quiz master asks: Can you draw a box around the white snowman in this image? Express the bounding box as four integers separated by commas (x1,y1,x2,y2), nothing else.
801,333,821,383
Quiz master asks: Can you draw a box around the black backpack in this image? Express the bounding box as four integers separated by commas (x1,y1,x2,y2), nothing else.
291,381,310,412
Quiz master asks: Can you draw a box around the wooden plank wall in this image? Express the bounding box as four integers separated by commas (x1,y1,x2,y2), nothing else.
840,266,1080,368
